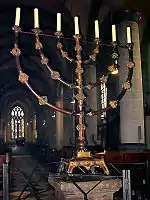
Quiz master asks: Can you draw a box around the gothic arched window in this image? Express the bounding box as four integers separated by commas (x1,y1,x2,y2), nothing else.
11,106,25,139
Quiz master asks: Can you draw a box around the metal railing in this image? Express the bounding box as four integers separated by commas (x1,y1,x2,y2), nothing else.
2,153,11,200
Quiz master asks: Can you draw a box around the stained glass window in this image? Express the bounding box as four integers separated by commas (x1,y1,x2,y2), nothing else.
100,83,107,119
11,106,25,139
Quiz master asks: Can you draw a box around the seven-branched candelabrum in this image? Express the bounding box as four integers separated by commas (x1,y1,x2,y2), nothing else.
11,24,134,174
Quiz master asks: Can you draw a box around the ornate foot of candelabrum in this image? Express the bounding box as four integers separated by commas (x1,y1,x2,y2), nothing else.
11,24,134,175
58,155,110,175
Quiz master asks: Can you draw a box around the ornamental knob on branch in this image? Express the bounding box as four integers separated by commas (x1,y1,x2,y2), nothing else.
111,52,119,60
51,70,60,80
61,51,68,58
86,110,93,116
35,41,43,50
122,81,131,90
57,42,68,58
100,75,108,84
108,64,116,73
38,96,48,105
109,100,118,108
127,61,135,69
69,84,76,89
12,25,21,33
55,31,63,38
41,55,49,65
19,72,29,83
89,54,96,62
93,46,99,54
85,84,92,90
11,46,21,56
33,28,41,35
57,42,63,49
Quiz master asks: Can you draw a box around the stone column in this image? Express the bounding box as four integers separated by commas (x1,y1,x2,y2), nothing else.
56,98,64,150
147,43,150,92
145,116,150,149
63,87,73,147
0,118,4,141
85,65,97,146
145,43,150,149
117,11,145,148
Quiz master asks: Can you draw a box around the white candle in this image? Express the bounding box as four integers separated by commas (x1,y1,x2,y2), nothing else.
95,20,99,38
127,26,131,43
34,8,39,28
112,25,116,42
74,16,79,35
15,7,21,26
57,13,61,32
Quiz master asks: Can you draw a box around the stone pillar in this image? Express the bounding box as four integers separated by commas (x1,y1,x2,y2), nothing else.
63,87,73,147
147,43,150,92
56,98,64,150
145,116,150,149
85,65,97,146
145,43,150,149
117,11,145,148
0,118,4,141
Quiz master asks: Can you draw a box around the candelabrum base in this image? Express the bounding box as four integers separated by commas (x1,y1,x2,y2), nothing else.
58,152,109,175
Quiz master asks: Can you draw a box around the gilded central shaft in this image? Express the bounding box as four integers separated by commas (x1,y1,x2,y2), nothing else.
74,34,87,155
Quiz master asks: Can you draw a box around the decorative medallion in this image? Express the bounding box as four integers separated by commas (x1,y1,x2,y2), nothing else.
111,52,119,60
75,67,83,74
76,93,85,101
76,124,86,131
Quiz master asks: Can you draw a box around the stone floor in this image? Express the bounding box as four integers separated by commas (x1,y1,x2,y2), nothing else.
9,145,58,200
